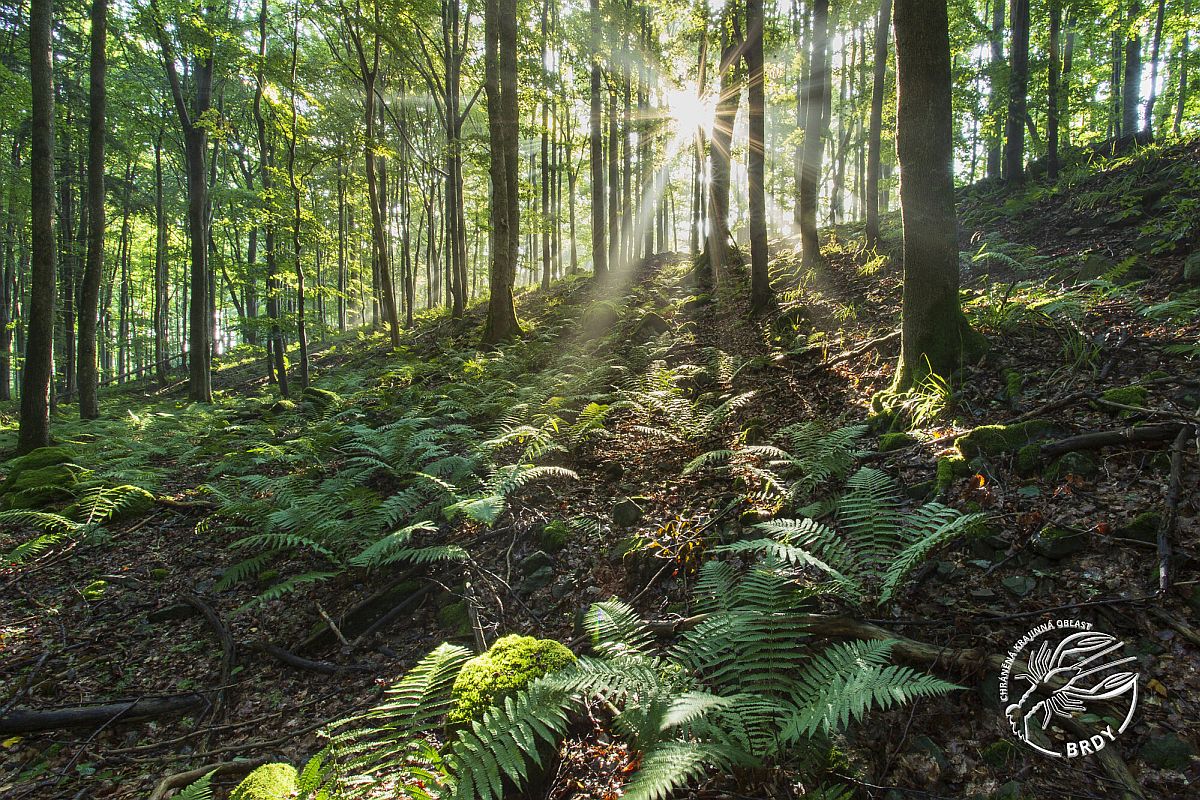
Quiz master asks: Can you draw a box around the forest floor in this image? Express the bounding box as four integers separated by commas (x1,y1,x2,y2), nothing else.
2,139,1199,800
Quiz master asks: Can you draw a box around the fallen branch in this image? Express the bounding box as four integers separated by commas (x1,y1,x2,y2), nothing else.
351,582,437,647
183,594,236,724
256,641,370,675
155,496,218,512
1157,424,1195,593
1035,421,1186,461
0,693,207,734
803,330,901,374
147,757,274,800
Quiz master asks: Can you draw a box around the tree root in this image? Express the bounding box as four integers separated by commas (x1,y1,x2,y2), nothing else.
147,756,274,800
0,693,208,734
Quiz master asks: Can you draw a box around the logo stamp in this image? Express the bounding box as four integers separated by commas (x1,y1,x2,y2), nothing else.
999,619,1139,758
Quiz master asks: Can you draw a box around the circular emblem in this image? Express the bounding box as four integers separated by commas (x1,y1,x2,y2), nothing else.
999,619,1139,758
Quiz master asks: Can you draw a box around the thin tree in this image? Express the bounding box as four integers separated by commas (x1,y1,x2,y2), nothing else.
1047,0,1062,180
865,0,891,245
78,0,107,419
589,0,606,276
798,0,829,268
19,0,56,453
745,0,770,311
890,0,981,391
1122,2,1143,136
1143,0,1166,134
704,12,743,280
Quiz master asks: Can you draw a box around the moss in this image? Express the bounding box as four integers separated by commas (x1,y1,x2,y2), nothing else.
3,446,75,474
954,419,1052,459
438,599,473,638
936,455,970,490
231,763,297,800
302,386,342,412
1015,443,1042,474
1115,510,1162,543
449,634,576,725
82,580,107,602
538,520,571,553
1099,384,1148,414
878,432,917,451
1,463,85,509
1003,369,1024,400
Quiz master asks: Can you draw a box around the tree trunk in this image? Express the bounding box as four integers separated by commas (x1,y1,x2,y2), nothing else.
588,0,606,277
865,0,891,245
1143,0,1166,135
1047,0,1061,180
798,0,829,268
1122,3,1142,136
1004,0,1030,183
987,0,1005,179
1174,30,1189,136
745,0,770,311
287,1,308,388
1060,12,1075,150
154,135,169,387
482,0,521,343
891,0,980,391
705,19,743,280
19,0,55,454
0,137,21,401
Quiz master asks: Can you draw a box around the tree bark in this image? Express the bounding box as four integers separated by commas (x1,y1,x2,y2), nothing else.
891,0,980,390
798,0,829,268
865,0,891,245
255,0,288,397
1047,0,1061,180
745,0,770,311
1004,0,1030,183
1174,30,1188,136
154,134,169,387
705,16,743,280
987,0,1005,179
1143,0,1166,135
1122,3,1143,136
482,0,521,343
589,0,606,277
19,0,55,454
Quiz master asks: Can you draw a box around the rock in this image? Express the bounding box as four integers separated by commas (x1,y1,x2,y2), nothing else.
937,455,971,491
301,386,342,413
1002,575,1037,597
520,550,554,575
911,735,949,773
681,294,712,313
148,603,201,623
268,399,298,415
879,432,917,451
981,739,1019,768
232,763,298,800
1030,526,1087,559
992,780,1026,800
906,480,936,502
149,568,170,582
968,527,1007,562
520,566,555,594
1184,250,1200,284
582,301,620,335
1115,510,1161,544
437,599,473,638
538,520,571,553
1077,253,1116,280
612,497,646,527
1098,384,1148,415
1045,451,1098,480
632,311,669,340
1066,226,1083,236
448,635,576,724
955,420,1052,459
1138,733,1195,770
82,580,107,602
601,461,624,482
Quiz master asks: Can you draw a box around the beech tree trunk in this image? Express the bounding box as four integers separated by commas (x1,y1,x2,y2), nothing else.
1122,3,1142,136
1004,0,1030,183
589,0,606,277
1143,0,1165,135
891,0,979,390
745,0,770,311
865,0,891,245
1047,0,1061,180
19,0,55,454
704,17,742,280
482,0,521,343
798,0,829,268
987,0,1005,179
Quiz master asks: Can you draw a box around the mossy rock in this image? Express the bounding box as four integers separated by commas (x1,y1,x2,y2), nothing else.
878,432,917,452
1044,451,1098,480
65,484,155,522
268,399,298,416
2,446,75,474
581,301,621,335
438,599,473,638
612,497,646,527
302,386,342,412
231,763,298,800
538,520,571,553
1,459,86,510
936,455,971,491
82,579,107,602
954,419,1052,459
632,311,669,340
980,739,1020,768
1115,510,1161,544
448,635,576,725
1015,443,1042,475
1030,526,1087,559
1138,733,1195,770
1003,369,1024,401
1097,384,1148,414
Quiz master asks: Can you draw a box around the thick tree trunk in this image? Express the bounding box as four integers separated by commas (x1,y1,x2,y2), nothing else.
745,0,770,311
1122,4,1143,136
482,0,521,343
254,0,287,396
798,0,829,268
287,3,308,388
19,0,55,454
705,21,742,280
1060,13,1075,150
865,0,891,245
588,0,606,277
0,137,20,401
1174,31,1189,136
154,135,169,387
1004,0,1030,183
891,0,980,390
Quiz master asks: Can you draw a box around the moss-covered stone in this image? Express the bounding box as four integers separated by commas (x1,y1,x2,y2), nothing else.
1115,510,1162,543
936,455,971,491
632,311,669,340
954,419,1052,459
1003,369,1024,400
3,446,75,474
1030,526,1087,559
82,580,107,602
1044,451,1098,480
231,763,297,800
538,520,571,552
268,399,298,415
438,599,473,638
1138,733,1195,770
302,386,342,412
1098,384,1148,414
449,635,576,724
980,739,1020,768
612,497,646,527
879,432,917,451
1,456,85,509
1015,443,1042,474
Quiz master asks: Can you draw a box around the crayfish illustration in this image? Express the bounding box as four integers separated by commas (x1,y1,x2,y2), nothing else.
1005,631,1139,747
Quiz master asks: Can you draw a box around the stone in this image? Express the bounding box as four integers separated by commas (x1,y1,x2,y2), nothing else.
1184,250,1200,284
1030,526,1087,559
632,311,669,340
231,763,298,800
992,780,1026,800
612,497,646,527
1138,733,1195,770
582,301,620,335
1115,510,1161,544
955,420,1052,459
448,635,576,724
520,550,553,575
601,461,624,482
911,735,949,773
1002,575,1037,597
981,739,1019,768
879,432,917,451
538,520,571,553
1045,451,1098,480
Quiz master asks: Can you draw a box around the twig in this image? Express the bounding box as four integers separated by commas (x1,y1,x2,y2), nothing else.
802,329,900,374
0,652,50,717
316,602,351,648
256,641,370,674
464,581,487,653
351,582,437,646
1156,424,1194,594
0,693,208,734
182,594,236,726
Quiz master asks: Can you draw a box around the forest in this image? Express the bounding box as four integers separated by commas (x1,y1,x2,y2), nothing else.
0,0,1198,796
